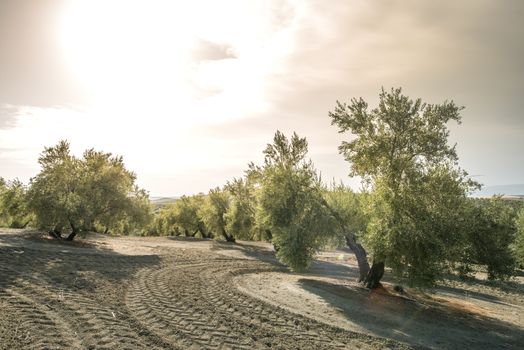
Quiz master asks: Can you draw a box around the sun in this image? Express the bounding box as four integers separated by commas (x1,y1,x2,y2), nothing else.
55,0,295,135
57,0,197,107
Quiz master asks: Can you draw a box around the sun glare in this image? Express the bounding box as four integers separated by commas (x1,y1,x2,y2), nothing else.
58,1,194,105
56,0,295,130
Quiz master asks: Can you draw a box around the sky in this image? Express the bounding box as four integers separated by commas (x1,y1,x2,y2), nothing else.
0,0,523,196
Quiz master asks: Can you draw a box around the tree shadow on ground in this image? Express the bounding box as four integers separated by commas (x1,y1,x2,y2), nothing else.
435,284,511,306
165,235,210,242
441,271,524,295
209,239,284,264
298,278,524,350
0,232,161,294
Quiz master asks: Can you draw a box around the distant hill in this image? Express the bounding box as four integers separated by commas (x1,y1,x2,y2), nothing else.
473,184,524,199
150,196,179,207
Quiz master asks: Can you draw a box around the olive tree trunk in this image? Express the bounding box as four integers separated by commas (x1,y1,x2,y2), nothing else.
221,228,236,243
344,234,370,282
65,222,79,241
321,198,370,281
363,261,384,289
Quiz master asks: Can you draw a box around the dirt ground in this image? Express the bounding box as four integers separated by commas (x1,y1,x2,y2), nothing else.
0,229,523,349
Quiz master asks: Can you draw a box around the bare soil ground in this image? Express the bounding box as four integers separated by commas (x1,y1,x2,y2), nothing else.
0,229,523,349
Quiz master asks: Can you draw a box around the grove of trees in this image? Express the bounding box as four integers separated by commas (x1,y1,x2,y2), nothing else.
1,140,152,240
1,88,523,288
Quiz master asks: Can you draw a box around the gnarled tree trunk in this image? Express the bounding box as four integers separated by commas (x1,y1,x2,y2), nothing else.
49,226,63,239
321,198,370,281
221,228,236,243
65,222,79,241
265,229,280,252
344,234,370,282
363,261,384,289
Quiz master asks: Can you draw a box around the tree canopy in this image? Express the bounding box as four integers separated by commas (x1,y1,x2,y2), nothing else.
27,140,151,240
0,178,31,228
331,88,478,286
1,89,520,289
513,207,524,268
252,131,335,271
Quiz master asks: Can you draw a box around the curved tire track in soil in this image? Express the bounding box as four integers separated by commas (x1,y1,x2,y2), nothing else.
1,236,409,349
126,255,407,349
0,289,77,349
0,247,163,350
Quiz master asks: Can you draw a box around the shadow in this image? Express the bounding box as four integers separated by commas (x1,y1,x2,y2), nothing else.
209,239,285,266
0,231,161,296
435,284,512,307
442,271,524,295
298,278,524,349
298,258,361,280
165,235,212,243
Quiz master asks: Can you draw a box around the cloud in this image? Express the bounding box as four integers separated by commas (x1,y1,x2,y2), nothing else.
0,104,21,129
192,40,237,62
0,0,522,193
210,0,524,187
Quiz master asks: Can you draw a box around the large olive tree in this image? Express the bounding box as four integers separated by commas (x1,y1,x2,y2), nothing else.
254,131,334,271
28,140,151,240
330,88,478,287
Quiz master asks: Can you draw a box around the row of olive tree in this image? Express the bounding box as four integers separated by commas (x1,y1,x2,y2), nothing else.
2,88,522,287
151,88,524,288
151,131,366,272
0,140,152,240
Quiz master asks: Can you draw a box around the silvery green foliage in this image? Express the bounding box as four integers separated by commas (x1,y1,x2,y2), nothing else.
199,188,235,242
331,88,479,286
0,178,32,228
27,140,151,237
462,197,517,279
513,207,524,268
255,131,335,271
224,178,256,240
322,183,367,242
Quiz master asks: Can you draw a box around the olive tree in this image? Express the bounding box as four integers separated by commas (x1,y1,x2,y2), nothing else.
28,141,83,239
0,178,32,228
461,197,517,279
199,188,235,242
28,140,151,240
330,88,478,287
154,195,208,237
252,131,335,271
513,206,524,268
321,184,370,281
224,178,256,240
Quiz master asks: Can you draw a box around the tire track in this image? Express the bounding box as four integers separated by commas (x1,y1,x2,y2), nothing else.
126,255,407,349
1,237,409,349
0,289,75,350
0,247,164,349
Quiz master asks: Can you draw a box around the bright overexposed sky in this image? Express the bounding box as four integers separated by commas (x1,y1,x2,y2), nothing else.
0,0,523,196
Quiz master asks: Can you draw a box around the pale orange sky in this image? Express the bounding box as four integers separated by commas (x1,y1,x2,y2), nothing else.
0,0,523,196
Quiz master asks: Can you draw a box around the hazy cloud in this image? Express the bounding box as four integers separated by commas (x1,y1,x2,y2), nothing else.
0,0,87,107
0,0,522,195
0,105,20,129
252,0,524,187
192,40,237,62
